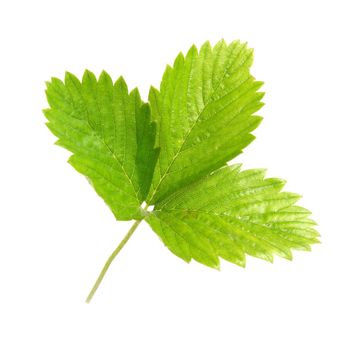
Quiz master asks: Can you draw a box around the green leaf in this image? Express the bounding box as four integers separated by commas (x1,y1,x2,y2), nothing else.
146,164,319,269
147,40,264,204
43,40,319,302
44,70,158,220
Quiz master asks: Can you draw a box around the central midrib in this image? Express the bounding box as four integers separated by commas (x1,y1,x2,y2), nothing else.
67,76,140,203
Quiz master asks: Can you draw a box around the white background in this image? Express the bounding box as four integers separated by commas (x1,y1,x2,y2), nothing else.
1,0,349,349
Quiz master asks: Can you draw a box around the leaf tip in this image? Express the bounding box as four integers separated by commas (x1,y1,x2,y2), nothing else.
173,52,185,68
82,69,97,83
115,75,128,90
129,86,141,100
64,70,73,80
186,44,199,59
98,70,112,83
200,40,212,51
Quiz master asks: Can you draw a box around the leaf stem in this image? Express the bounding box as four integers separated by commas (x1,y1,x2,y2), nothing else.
85,219,142,303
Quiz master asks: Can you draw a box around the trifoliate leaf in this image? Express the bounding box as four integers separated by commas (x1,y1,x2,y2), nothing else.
44,71,158,220
146,164,319,269
43,40,319,302
147,40,264,204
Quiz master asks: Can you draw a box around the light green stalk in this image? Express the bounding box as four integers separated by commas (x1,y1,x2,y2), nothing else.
85,219,142,303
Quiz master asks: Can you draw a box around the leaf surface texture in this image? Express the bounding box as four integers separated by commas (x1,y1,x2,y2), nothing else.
148,40,264,204
44,71,157,220
146,165,319,268
44,40,319,272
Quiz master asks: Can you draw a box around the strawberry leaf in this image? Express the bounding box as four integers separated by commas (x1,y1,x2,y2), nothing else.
146,165,319,269
43,40,319,302
147,40,264,204
44,71,158,220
